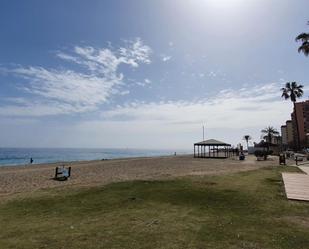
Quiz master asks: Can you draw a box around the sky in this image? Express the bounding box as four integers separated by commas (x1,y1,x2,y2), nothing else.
0,0,308,150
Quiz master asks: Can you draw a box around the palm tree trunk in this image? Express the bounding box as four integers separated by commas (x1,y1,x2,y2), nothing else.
293,102,301,151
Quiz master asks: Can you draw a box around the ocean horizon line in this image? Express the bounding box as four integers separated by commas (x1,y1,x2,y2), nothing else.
0,147,192,167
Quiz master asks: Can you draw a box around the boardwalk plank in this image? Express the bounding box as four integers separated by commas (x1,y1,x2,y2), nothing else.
282,172,309,201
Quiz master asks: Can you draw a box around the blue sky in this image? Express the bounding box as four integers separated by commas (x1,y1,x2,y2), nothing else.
0,0,308,149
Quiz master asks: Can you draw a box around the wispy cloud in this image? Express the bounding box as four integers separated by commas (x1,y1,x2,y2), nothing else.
102,82,292,129
1,38,152,116
145,78,151,84
160,54,172,62
208,71,217,77
135,78,152,87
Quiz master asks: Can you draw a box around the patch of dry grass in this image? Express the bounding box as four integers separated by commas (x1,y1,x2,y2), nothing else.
0,166,308,249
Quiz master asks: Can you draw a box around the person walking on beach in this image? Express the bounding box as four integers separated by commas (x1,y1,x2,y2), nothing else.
30,158,33,164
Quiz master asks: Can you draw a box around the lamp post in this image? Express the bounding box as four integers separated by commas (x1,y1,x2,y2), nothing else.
203,125,205,141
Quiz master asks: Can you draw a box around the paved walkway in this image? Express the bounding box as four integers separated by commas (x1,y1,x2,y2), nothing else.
282,166,309,201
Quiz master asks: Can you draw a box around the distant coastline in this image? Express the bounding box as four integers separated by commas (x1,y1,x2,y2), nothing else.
0,148,190,167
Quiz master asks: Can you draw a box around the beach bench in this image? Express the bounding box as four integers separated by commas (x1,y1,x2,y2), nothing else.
54,166,71,181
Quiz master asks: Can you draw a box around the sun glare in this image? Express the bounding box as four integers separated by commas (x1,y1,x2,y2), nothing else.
184,0,251,17
196,0,247,9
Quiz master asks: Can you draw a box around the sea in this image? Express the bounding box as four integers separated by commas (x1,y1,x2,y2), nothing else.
0,148,190,167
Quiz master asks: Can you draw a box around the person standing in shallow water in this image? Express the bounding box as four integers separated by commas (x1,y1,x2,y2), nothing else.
30,158,33,164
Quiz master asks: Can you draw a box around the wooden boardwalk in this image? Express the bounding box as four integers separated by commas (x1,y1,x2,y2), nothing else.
299,166,309,175
282,166,309,201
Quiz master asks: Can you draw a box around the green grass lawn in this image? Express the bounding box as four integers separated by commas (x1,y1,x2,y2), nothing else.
1,166,309,249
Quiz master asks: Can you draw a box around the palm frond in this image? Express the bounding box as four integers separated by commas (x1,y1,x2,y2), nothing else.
296,91,304,98
281,92,289,99
298,42,309,56
298,84,304,89
295,33,309,42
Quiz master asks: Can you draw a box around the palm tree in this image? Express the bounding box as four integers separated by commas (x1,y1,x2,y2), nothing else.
296,22,309,56
281,82,304,150
243,135,252,150
296,33,309,56
261,126,279,151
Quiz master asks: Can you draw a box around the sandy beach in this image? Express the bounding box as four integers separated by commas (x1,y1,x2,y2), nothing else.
0,154,281,198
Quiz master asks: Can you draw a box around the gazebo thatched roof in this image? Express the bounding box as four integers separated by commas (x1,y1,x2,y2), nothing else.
194,139,231,146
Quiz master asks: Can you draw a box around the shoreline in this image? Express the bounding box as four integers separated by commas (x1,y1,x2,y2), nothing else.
0,153,189,169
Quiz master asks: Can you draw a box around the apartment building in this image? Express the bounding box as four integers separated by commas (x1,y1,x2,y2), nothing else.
286,120,294,148
291,100,309,148
281,125,287,146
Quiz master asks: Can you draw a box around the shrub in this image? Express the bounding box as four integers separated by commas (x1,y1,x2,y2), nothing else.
254,150,269,160
254,150,264,157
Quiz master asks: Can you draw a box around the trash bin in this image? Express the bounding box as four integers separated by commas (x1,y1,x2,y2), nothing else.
279,154,286,165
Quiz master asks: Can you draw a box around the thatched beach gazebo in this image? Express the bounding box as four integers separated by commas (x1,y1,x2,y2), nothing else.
194,139,232,159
